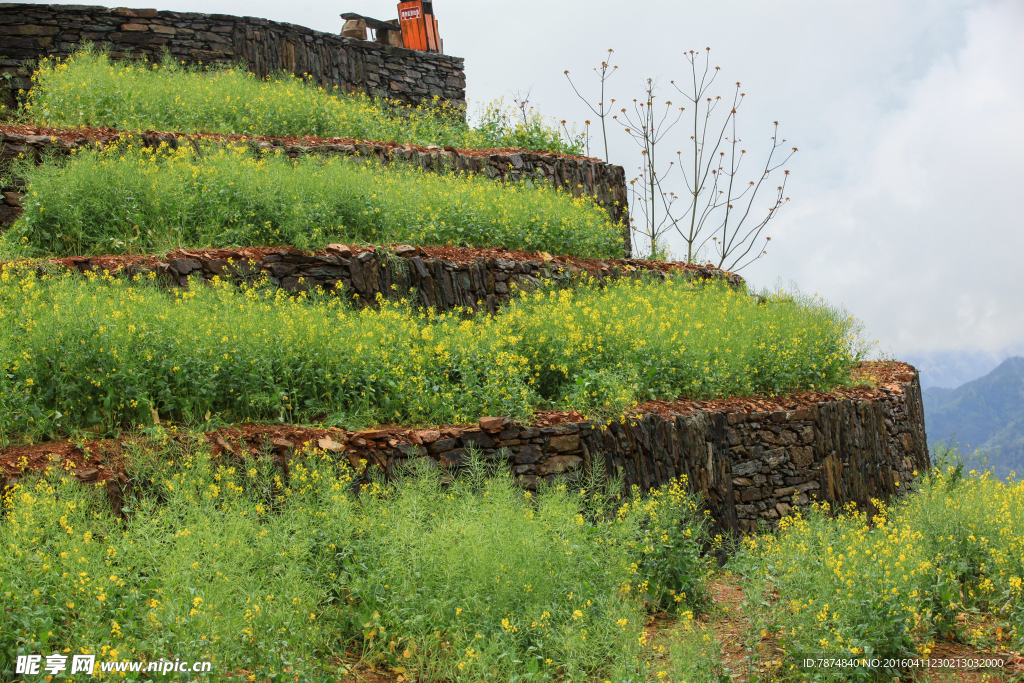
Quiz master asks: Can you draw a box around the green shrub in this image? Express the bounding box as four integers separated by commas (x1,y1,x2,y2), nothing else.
2,140,622,258
617,479,717,614
25,47,582,155
0,268,857,440
0,437,711,681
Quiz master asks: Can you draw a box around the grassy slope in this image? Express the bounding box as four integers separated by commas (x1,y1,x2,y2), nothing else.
2,141,623,259
0,271,856,440
22,48,582,155
3,437,1020,683
645,572,1020,683
648,460,1024,683
0,437,711,682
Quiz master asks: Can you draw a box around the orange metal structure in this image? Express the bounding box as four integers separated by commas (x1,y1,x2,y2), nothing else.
397,0,441,53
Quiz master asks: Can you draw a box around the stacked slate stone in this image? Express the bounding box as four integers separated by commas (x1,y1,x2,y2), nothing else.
57,247,740,312
0,4,931,533
0,3,465,110
321,373,930,537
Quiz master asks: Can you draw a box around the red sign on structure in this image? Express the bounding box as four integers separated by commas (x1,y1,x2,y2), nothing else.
397,0,439,53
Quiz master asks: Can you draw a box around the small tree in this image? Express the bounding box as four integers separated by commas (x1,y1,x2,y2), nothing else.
611,77,684,260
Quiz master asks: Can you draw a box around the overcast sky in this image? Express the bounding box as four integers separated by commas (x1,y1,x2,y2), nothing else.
17,0,1024,386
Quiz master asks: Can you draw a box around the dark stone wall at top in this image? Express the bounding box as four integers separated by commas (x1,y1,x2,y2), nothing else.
0,3,466,109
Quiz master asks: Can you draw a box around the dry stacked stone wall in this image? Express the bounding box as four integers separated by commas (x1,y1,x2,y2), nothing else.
56,246,741,311
0,369,931,536
0,3,466,110
0,128,632,250
378,373,929,534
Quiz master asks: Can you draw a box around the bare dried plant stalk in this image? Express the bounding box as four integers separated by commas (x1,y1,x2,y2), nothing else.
568,47,796,268
668,48,796,271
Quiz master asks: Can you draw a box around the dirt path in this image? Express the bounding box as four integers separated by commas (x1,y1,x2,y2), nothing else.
706,574,757,680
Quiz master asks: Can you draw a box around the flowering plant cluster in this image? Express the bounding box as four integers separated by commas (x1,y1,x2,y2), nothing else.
4,140,622,259
0,268,857,440
0,437,709,680
24,47,581,155
734,451,1024,680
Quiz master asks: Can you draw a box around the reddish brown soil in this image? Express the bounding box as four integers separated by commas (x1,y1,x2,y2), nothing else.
2,123,126,143
0,425,388,480
0,420,500,481
631,361,918,421
707,575,763,679
0,123,602,161
0,436,127,484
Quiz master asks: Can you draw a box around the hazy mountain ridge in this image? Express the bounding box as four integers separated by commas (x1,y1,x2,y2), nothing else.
923,356,1024,477
906,344,1024,389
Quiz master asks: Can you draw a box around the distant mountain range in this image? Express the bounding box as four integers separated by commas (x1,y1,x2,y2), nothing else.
905,344,1024,388
922,356,1024,478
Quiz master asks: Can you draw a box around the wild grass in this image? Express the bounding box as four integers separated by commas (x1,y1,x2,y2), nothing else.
0,268,858,440
732,447,1024,681
0,436,712,681
23,47,582,155
659,618,724,683
1,140,622,259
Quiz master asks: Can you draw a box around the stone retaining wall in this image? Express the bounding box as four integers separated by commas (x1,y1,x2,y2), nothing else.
359,372,928,534
0,357,927,534
0,128,632,251
0,3,465,110
57,246,741,311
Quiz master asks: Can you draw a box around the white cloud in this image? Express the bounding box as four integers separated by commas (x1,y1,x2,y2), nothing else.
742,0,1024,360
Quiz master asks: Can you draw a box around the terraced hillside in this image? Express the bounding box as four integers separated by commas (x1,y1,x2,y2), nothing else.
5,29,1013,683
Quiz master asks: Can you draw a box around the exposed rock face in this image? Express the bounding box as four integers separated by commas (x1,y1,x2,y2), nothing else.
0,3,466,109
